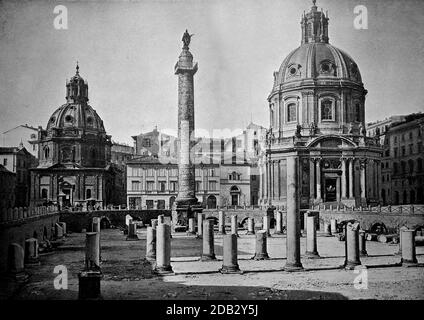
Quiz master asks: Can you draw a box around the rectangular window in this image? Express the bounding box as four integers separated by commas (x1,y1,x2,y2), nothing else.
159,181,166,192
131,181,140,191
147,181,154,191
195,181,201,191
401,146,406,156
393,147,398,157
208,181,217,191
170,181,177,192
3,158,7,166
147,168,154,176
236,139,242,148
321,100,333,121
143,138,151,147
158,168,165,176
146,200,154,209
287,103,297,122
409,144,414,155
394,136,397,143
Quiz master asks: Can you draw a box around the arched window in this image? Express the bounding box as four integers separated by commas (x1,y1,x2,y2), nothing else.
270,107,274,127
207,195,217,209
44,147,50,159
321,100,333,121
287,103,296,122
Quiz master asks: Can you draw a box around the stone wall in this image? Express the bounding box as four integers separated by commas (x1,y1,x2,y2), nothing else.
203,207,269,227
319,210,424,232
59,209,172,232
0,212,59,273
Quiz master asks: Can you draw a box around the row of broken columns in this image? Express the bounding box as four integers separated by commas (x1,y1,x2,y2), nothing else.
141,209,419,276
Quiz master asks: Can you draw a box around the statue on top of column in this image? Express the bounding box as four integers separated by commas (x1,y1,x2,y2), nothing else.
182,29,194,49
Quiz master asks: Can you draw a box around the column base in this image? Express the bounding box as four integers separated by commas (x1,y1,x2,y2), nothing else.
145,255,156,262
274,230,284,235
200,254,216,261
246,231,255,235
78,271,102,300
186,231,196,236
219,265,243,274
283,262,303,272
344,260,361,270
360,250,368,257
126,235,139,241
304,251,320,259
401,258,418,267
217,230,226,235
195,234,203,239
318,232,333,237
8,271,30,283
252,253,270,260
25,257,41,266
154,265,174,274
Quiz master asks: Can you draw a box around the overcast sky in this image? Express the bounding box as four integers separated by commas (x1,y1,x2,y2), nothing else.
0,0,423,144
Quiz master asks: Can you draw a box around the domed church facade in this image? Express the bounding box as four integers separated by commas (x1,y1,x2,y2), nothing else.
30,65,121,208
259,1,383,208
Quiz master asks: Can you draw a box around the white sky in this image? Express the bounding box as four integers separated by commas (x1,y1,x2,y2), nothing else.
0,0,423,144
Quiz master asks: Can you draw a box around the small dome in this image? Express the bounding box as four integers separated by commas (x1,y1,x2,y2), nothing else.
47,103,105,133
274,42,362,87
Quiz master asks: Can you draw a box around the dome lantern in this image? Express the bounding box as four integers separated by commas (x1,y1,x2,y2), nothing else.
301,0,329,44
66,62,89,103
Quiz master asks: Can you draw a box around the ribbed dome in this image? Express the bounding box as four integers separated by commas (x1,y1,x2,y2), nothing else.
274,42,362,87
46,103,105,133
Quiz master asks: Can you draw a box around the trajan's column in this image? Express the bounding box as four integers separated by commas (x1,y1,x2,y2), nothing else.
173,30,202,230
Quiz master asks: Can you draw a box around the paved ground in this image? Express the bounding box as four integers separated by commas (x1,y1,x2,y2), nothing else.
1,227,424,300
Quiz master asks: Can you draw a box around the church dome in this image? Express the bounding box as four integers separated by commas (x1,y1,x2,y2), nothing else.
274,42,362,87
267,1,368,138
46,64,106,133
46,103,105,132
271,1,362,91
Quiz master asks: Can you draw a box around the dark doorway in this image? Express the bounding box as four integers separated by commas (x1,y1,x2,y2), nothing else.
231,194,239,206
324,178,337,202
